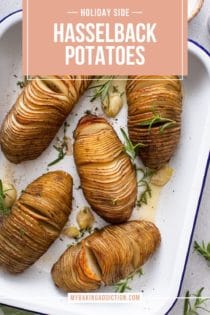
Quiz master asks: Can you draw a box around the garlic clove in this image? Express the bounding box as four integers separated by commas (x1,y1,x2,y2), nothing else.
76,207,95,230
151,164,173,186
2,182,17,208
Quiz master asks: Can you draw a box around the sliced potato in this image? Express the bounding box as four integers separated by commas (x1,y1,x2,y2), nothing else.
51,220,161,292
0,76,92,164
127,76,182,169
73,115,137,223
0,171,73,273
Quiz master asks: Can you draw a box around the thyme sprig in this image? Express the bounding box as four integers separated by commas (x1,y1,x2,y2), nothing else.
184,288,210,315
114,268,143,293
137,180,152,207
0,180,12,217
139,113,176,133
136,167,156,207
48,122,69,167
194,241,210,266
17,76,30,89
120,128,145,162
89,76,115,103
71,227,99,243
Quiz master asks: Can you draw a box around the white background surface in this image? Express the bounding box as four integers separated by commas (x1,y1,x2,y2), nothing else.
0,1,210,314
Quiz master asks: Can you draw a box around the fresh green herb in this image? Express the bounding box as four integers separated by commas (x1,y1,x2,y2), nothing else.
0,305,33,315
48,122,69,167
139,113,176,133
20,229,25,238
114,268,143,293
137,167,156,179
74,227,94,241
183,288,210,315
120,128,145,162
17,76,30,89
0,180,11,217
136,167,156,207
137,180,152,207
194,241,210,266
67,227,99,248
89,76,114,103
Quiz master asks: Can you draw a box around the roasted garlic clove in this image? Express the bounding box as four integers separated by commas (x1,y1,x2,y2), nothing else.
126,76,182,169
51,220,161,292
0,171,73,273
63,226,80,239
1,182,17,208
102,94,124,118
73,115,137,223
76,207,95,230
0,76,92,164
151,164,173,186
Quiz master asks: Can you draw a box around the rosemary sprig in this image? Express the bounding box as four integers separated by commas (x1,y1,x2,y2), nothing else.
48,122,69,167
137,180,152,207
120,128,145,162
139,113,176,133
194,241,210,266
184,288,210,315
114,268,143,293
89,76,114,103
136,167,156,207
137,167,156,179
0,180,12,217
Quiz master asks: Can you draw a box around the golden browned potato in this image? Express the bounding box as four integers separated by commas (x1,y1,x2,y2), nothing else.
51,220,161,292
0,75,92,163
0,171,73,273
73,115,137,223
127,76,182,169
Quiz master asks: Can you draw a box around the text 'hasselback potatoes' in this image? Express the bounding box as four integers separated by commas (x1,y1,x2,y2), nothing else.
127,76,182,169
74,115,137,223
0,75,92,163
0,171,73,273
51,220,161,292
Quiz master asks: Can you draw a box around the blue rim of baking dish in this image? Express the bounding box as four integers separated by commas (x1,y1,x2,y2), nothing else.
0,9,210,315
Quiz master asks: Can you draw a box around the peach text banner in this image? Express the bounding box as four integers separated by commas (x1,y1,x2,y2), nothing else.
23,0,188,76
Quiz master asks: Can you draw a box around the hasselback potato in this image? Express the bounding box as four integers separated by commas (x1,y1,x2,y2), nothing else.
51,220,161,292
0,75,92,163
0,171,73,273
127,76,182,169
73,115,137,223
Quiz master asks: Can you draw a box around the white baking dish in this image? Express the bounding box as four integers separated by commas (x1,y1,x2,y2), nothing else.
0,10,210,315
188,0,204,21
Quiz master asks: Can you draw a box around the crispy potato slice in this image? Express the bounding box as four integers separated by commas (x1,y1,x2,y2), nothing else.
0,171,73,273
51,220,161,292
73,115,137,223
127,76,182,169
0,76,92,163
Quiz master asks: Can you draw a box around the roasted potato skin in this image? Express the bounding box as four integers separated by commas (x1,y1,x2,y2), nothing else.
51,220,161,292
0,171,73,273
127,76,182,169
73,115,137,223
0,76,92,164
